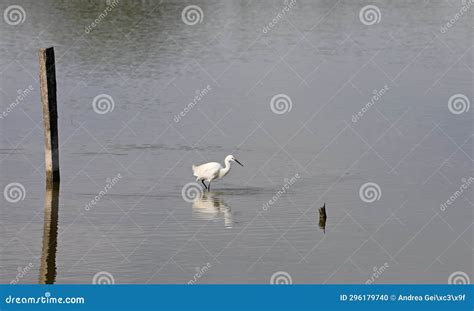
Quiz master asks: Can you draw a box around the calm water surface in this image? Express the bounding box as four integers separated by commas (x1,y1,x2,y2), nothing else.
0,0,472,284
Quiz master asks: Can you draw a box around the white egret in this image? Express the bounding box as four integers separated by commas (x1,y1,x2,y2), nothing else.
192,155,243,191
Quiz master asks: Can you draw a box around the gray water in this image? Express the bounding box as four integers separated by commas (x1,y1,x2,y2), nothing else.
0,0,472,284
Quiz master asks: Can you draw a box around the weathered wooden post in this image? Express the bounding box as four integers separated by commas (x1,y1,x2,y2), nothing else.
39,47,60,185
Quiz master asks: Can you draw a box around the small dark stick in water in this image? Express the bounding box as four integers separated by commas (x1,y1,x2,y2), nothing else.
318,203,327,234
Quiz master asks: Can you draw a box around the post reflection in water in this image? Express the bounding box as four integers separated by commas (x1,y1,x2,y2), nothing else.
39,183,60,284
192,192,233,228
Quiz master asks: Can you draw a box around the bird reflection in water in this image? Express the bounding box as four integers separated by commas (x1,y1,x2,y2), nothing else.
192,192,233,228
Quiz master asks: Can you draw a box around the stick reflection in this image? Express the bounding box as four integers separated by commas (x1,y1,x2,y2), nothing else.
39,183,59,284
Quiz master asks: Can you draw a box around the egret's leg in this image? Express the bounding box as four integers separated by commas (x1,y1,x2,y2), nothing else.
201,180,208,191
208,181,211,192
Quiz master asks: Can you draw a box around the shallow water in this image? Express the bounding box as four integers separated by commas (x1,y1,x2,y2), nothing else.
0,0,472,284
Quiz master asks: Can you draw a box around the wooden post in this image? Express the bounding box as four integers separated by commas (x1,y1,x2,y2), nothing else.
318,203,327,234
39,183,60,284
39,47,60,185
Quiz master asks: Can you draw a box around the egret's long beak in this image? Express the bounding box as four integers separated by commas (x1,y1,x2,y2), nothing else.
235,159,243,166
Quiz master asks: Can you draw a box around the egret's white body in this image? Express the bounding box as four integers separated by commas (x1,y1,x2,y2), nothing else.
192,155,243,191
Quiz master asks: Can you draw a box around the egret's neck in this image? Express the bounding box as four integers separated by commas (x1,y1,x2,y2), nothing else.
219,159,231,177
